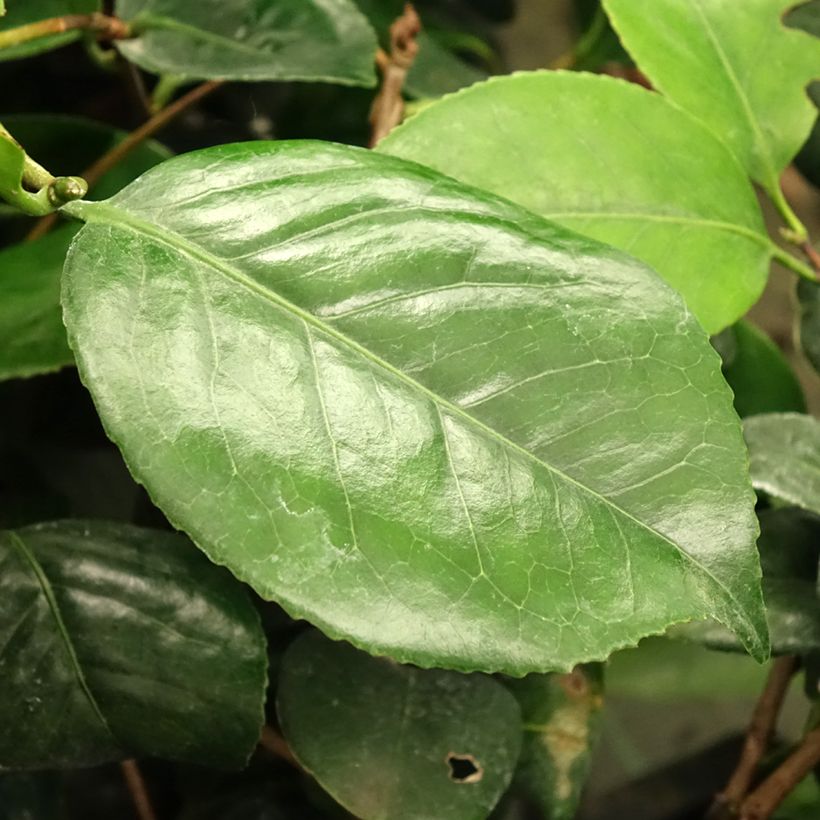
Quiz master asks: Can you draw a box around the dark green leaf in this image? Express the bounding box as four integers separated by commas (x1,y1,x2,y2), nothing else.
505,666,603,820
61,141,767,674
0,772,61,819
0,116,170,381
353,0,486,97
603,0,820,201
675,508,820,654
0,1,100,61
719,321,806,417
797,278,820,375
114,0,378,86
745,413,820,515
278,630,522,820
0,520,267,769
379,71,772,333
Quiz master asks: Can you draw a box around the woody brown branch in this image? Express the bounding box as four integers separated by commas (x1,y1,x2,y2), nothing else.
0,13,130,51
369,3,422,147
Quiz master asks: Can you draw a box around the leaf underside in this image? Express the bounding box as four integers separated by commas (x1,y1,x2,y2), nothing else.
61,141,767,674
379,71,771,333
0,520,267,770
114,0,378,85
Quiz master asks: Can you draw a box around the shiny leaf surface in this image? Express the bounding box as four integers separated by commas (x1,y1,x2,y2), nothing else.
675,508,820,655
114,0,378,85
505,666,603,820
797,279,820,376
62,141,767,674
0,520,267,769
278,630,522,820
745,413,820,516
379,71,770,333
718,321,806,417
603,0,820,197
0,0,100,61
0,116,170,381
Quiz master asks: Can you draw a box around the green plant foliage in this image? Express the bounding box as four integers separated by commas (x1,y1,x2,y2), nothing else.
797,279,820,375
0,116,170,381
505,666,603,820
278,630,522,820
379,71,771,333
674,508,820,655
0,1,100,62
60,141,769,673
745,413,820,516
0,520,267,770
353,0,486,97
603,0,820,202
718,321,806,417
114,0,378,85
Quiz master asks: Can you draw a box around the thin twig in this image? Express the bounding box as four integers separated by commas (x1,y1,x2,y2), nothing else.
0,13,130,51
120,759,158,820
258,725,300,768
708,656,798,818
740,726,820,820
26,80,223,241
368,3,421,147
801,240,820,276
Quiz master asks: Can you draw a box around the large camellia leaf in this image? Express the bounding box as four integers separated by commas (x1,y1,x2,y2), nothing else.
0,520,267,769
278,630,522,820
0,1,100,62
744,413,820,516
603,0,820,206
379,71,774,333
61,141,767,674
0,115,170,381
114,0,378,86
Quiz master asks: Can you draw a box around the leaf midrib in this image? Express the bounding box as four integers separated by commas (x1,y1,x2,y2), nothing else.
9,532,118,744
69,199,750,625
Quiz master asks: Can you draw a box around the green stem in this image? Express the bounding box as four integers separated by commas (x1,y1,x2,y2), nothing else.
0,122,53,188
771,243,817,281
771,184,808,244
0,13,130,52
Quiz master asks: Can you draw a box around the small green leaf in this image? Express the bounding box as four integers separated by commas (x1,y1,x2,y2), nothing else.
797,279,820,376
278,630,522,820
718,321,806,417
603,0,820,202
505,666,603,820
114,0,378,86
745,413,820,516
379,71,771,333
0,520,267,769
0,116,170,382
61,141,768,674
674,508,820,655
353,0,486,97
0,1,101,61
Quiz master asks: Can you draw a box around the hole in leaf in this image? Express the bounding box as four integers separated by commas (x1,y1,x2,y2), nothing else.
446,753,483,784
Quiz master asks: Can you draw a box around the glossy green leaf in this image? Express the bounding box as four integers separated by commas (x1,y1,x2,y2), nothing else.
0,1,100,61
797,279,820,375
505,666,603,820
61,141,767,674
353,0,486,98
114,0,378,86
718,321,806,417
0,520,267,769
603,0,820,200
674,508,820,655
379,71,771,333
745,413,820,516
278,630,522,820
0,116,170,381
